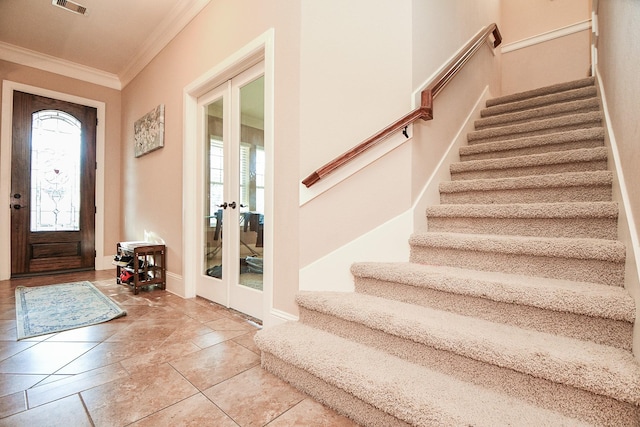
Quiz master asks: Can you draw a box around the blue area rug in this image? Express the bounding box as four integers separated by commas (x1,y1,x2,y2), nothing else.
15,281,126,340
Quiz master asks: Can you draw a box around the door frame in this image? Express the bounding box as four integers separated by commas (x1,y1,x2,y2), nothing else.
195,63,265,319
183,29,274,321
0,81,106,280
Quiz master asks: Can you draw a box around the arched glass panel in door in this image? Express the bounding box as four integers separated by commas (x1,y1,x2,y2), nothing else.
30,110,82,232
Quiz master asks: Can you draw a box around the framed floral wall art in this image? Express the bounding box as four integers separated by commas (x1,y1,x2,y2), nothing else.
134,104,165,157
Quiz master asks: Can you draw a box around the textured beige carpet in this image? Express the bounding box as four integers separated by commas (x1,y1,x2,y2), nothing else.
255,76,640,425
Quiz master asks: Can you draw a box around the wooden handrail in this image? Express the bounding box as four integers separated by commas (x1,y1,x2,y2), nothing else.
302,23,502,188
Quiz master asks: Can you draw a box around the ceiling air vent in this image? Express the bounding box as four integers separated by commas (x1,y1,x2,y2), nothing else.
52,0,88,16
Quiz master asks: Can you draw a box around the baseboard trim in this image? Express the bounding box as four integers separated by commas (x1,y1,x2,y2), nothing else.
594,70,640,282
263,308,298,328
502,20,592,54
96,255,115,271
411,85,492,229
165,271,185,297
594,67,640,359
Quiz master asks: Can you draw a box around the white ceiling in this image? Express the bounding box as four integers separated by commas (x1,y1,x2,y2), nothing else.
0,0,210,88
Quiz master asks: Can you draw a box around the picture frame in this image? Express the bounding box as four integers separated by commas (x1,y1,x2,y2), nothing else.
134,104,165,157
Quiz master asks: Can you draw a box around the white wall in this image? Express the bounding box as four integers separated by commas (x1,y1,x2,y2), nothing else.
298,0,413,268
299,1,502,294
299,1,413,177
501,0,592,94
596,0,640,241
410,0,501,202
299,1,503,266
411,0,501,92
595,0,640,358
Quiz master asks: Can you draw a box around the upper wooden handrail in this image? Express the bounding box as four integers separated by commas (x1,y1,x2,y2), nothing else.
302,23,502,188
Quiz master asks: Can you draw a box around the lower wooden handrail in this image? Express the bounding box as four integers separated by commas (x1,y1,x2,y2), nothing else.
302,23,502,188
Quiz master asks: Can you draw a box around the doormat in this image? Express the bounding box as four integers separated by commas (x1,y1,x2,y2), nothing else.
15,281,126,340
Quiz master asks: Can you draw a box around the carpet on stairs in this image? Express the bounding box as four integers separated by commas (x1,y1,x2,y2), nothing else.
255,76,640,426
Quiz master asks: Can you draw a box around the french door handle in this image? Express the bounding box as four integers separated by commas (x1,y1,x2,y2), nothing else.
12,204,27,210
216,202,237,209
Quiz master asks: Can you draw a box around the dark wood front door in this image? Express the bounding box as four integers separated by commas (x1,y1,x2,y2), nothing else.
10,91,97,277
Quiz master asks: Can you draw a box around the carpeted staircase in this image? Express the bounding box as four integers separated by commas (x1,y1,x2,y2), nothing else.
255,77,640,426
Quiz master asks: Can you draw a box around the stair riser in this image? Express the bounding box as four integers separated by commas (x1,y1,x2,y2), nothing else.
409,246,625,286
475,100,600,130
451,159,607,180
298,308,639,426
440,186,612,205
261,352,411,427
354,277,632,349
426,216,618,240
460,139,604,162
468,121,602,145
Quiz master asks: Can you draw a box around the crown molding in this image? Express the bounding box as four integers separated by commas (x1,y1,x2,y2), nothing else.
0,0,210,91
502,19,592,54
119,0,211,88
0,41,121,90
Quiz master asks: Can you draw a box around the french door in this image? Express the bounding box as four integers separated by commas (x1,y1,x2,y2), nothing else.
196,63,265,320
10,91,96,276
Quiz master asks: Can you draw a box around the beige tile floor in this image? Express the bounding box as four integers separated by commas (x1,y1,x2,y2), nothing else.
0,270,359,426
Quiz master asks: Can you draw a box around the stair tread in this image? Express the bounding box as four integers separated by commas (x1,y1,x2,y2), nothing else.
426,201,617,219
459,128,604,157
468,111,602,143
440,170,612,193
476,97,600,129
256,322,595,426
486,77,595,107
293,292,640,406
482,86,598,120
351,261,634,322
409,231,625,263
451,147,607,173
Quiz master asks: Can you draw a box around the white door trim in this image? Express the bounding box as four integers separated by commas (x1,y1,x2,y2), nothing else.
0,80,107,279
182,29,274,321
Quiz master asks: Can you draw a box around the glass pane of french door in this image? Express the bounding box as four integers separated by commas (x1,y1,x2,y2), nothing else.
238,75,264,291
203,97,225,279
197,61,265,320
